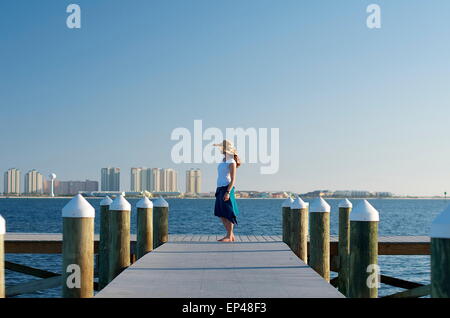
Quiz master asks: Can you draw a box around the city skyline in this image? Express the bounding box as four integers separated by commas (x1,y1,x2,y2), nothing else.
0,165,433,197
1,1,450,196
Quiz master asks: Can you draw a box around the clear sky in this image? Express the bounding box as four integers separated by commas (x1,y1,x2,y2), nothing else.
1,0,450,196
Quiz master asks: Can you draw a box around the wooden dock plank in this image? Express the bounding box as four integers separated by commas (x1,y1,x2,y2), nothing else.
96,241,344,298
269,235,280,241
239,235,249,242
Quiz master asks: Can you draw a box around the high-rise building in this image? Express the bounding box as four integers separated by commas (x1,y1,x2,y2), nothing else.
130,168,143,192
141,168,150,191
186,169,202,194
4,168,21,195
151,168,161,192
101,167,120,191
160,168,178,192
24,169,44,194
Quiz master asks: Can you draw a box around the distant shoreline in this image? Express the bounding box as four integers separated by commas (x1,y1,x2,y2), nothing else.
0,196,448,200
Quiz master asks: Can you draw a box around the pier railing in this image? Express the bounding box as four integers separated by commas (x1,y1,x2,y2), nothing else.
282,196,450,298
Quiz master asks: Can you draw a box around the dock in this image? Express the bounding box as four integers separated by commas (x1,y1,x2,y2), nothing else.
3,233,431,298
95,238,343,298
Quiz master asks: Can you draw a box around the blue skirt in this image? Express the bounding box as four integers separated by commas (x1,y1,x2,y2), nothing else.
214,186,239,225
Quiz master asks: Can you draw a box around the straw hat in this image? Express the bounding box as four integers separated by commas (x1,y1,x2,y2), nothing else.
213,140,238,155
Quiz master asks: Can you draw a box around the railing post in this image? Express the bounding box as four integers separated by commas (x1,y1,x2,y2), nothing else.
0,215,5,298
136,196,153,259
431,204,450,297
108,195,131,283
338,198,352,296
62,194,95,298
309,198,330,282
98,195,112,290
290,196,309,263
309,197,331,281
282,195,293,247
153,197,169,249
348,200,379,298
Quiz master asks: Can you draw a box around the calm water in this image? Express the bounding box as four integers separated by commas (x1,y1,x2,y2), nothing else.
1,198,448,298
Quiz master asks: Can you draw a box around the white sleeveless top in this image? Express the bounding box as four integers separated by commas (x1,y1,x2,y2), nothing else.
217,157,236,187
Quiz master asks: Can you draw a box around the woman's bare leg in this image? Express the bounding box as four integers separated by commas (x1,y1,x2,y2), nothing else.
219,219,235,242
227,220,236,242
218,217,228,241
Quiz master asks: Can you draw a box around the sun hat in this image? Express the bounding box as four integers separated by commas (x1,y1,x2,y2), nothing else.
213,140,238,155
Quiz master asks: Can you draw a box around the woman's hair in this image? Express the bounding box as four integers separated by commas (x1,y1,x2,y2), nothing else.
234,154,241,168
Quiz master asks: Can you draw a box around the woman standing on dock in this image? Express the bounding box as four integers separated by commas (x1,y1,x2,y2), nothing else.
214,140,240,242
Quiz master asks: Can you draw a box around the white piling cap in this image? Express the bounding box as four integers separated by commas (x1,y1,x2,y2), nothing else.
137,196,153,209
153,196,169,208
310,197,330,213
431,204,450,239
110,195,131,211
350,200,379,222
291,196,308,209
0,215,5,235
281,196,294,208
100,196,113,206
62,194,95,218
339,199,353,208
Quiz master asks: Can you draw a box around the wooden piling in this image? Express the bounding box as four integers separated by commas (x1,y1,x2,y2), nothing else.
136,196,153,259
108,195,131,283
62,194,95,298
153,197,169,249
290,196,309,263
309,197,331,281
98,196,112,290
282,196,293,247
0,215,5,298
348,200,379,298
431,204,450,297
338,198,352,296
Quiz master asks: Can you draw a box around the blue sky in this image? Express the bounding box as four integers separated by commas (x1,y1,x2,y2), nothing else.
1,0,450,195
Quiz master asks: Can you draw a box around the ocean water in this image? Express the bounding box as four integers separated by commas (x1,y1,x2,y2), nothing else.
1,198,448,298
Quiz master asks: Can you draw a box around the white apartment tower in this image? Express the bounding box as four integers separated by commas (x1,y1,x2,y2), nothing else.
160,168,178,192
101,167,120,191
4,168,21,195
24,169,44,194
130,167,161,192
151,168,161,192
130,167,142,192
186,169,201,194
